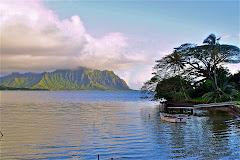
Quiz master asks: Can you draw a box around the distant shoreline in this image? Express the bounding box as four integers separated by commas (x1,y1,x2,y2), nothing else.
0,87,49,91
0,88,137,91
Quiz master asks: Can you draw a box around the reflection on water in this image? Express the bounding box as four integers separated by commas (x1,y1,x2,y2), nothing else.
0,91,239,159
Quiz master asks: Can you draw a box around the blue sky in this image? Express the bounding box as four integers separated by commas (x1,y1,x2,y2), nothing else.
44,0,240,60
1,0,239,89
44,1,239,44
45,0,240,89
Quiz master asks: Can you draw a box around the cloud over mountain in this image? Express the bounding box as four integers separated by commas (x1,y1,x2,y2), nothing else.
0,0,146,74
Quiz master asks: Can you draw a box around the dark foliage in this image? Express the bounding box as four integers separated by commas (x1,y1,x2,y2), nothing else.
142,34,240,102
155,76,192,102
0,85,49,91
229,71,240,90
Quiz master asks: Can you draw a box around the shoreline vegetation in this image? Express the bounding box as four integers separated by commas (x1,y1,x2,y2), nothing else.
142,34,240,103
0,85,136,91
0,85,49,91
141,34,240,117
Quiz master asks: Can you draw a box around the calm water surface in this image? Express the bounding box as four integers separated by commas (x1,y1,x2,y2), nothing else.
0,91,240,159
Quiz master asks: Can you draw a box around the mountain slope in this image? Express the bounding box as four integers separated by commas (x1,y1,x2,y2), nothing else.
0,67,130,91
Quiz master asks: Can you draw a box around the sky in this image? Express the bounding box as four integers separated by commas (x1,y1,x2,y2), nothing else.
0,0,239,89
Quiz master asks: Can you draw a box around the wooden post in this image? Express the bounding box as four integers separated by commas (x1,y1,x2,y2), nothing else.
98,154,99,160
191,109,193,114
180,109,183,113
166,106,169,113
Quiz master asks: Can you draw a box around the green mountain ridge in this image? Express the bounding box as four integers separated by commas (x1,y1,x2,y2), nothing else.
0,67,130,91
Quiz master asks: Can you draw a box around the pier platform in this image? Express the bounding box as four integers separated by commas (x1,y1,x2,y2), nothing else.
164,102,238,114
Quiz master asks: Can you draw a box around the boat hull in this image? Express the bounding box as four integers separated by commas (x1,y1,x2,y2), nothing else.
160,113,186,123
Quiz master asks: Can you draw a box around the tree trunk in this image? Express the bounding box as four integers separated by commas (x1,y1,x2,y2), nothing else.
179,79,188,100
213,64,221,100
213,45,221,100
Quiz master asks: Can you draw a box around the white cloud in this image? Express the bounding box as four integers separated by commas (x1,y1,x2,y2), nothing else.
116,64,155,90
226,64,240,74
220,33,240,39
0,0,147,76
0,0,179,90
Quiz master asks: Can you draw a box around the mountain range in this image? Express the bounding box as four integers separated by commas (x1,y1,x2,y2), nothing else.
0,67,130,91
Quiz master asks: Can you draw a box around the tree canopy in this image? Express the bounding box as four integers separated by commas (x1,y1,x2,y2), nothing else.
142,34,240,102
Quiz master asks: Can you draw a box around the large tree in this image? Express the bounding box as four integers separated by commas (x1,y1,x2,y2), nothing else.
142,34,240,101
154,76,192,102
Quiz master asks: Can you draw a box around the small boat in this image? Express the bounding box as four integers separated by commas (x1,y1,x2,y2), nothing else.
160,113,186,123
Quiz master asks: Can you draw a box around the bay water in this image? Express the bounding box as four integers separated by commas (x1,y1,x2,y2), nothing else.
0,91,239,159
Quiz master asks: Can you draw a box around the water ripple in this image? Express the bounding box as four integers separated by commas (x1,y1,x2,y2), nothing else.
1,91,239,159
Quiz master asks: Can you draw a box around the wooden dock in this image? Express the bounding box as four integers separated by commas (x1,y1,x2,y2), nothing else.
167,106,194,114
193,102,238,108
165,102,238,114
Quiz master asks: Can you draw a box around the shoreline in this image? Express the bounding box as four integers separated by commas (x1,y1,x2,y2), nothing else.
198,105,240,118
164,101,240,117
0,89,136,91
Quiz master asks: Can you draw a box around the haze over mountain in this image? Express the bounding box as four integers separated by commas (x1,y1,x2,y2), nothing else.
0,67,130,91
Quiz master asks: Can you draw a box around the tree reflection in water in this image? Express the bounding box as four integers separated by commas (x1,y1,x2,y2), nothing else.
140,106,240,159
